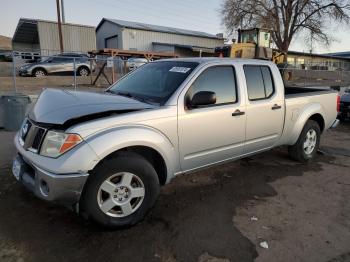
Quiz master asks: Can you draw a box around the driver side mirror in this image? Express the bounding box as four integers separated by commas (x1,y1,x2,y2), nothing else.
188,91,216,108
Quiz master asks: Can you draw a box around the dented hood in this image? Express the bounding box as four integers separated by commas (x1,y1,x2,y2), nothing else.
29,89,156,125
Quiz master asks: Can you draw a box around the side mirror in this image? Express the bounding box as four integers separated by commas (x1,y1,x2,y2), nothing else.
189,91,216,108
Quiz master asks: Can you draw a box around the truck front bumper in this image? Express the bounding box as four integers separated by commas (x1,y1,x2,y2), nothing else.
12,154,89,206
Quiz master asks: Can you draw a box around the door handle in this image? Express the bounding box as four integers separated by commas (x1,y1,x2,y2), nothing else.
271,104,282,110
232,110,245,116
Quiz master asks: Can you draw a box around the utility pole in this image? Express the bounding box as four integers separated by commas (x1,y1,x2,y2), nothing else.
61,0,66,23
56,0,64,53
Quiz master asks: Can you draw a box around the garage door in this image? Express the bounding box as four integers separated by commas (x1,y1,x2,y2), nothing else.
105,36,118,48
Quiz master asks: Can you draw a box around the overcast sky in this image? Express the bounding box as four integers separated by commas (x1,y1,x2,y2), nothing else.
1,0,350,54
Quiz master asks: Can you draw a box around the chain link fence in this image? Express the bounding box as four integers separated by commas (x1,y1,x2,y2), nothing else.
1,51,350,96
0,52,136,96
277,60,350,88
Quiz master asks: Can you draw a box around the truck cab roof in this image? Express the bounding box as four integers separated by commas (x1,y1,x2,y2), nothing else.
157,57,275,66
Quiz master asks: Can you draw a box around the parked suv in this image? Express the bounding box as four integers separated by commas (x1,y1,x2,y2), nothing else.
126,57,149,71
18,53,94,77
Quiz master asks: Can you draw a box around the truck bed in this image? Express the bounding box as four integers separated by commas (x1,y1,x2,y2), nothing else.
285,86,335,98
278,87,338,146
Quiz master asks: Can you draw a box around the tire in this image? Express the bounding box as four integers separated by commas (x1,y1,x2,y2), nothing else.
77,66,90,76
80,152,160,228
288,120,321,163
32,68,47,77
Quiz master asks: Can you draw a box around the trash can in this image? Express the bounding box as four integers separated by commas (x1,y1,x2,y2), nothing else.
3,94,31,131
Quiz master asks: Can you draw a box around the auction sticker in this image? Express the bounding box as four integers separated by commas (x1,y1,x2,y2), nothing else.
169,67,191,73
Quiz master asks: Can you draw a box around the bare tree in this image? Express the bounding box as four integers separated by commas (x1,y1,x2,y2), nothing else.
221,0,350,55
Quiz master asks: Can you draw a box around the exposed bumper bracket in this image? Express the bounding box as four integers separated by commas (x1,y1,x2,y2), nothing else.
330,119,340,129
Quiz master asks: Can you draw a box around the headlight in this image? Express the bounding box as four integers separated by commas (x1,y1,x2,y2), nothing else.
40,131,82,158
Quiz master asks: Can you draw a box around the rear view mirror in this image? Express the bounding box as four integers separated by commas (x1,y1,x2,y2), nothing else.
189,91,216,108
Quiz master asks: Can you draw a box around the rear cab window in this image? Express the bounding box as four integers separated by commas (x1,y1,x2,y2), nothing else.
186,66,238,108
244,65,275,100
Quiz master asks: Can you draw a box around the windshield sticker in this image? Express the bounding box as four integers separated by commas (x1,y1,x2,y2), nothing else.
169,67,191,73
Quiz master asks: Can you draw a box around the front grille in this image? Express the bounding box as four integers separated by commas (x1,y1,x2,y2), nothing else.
31,127,46,150
20,119,47,153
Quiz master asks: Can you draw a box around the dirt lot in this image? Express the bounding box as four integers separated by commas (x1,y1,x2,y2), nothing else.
0,123,349,262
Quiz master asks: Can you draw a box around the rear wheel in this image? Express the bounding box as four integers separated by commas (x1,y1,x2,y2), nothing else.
80,152,160,228
77,66,90,76
288,120,321,163
32,68,46,77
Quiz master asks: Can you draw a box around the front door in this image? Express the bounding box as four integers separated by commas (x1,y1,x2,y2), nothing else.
178,65,246,172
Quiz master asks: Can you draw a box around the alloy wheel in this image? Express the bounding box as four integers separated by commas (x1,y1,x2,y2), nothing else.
97,172,145,218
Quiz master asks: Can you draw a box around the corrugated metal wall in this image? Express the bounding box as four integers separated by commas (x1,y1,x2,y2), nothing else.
38,21,96,55
122,28,223,51
96,21,123,50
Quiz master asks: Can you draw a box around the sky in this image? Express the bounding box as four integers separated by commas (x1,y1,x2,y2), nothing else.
1,0,350,54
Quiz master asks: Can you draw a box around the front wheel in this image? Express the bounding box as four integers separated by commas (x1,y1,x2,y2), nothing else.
80,152,160,228
33,68,47,77
288,120,321,163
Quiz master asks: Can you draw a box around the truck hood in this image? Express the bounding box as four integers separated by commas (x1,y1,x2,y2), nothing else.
29,89,156,126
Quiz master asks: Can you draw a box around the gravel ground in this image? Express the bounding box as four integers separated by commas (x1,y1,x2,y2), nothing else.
0,123,349,262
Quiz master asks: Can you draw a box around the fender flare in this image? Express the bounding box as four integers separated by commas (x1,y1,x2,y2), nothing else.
84,125,178,183
288,103,325,145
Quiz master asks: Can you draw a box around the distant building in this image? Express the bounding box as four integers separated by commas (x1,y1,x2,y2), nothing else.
0,35,12,52
12,18,96,56
324,51,350,59
96,18,224,57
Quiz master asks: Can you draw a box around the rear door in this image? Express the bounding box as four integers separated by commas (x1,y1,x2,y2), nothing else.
178,65,246,171
243,65,284,154
48,57,73,73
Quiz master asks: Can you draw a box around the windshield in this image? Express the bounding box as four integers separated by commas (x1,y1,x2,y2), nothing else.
109,61,198,105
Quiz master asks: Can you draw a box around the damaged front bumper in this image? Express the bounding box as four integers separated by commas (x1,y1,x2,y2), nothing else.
12,154,89,206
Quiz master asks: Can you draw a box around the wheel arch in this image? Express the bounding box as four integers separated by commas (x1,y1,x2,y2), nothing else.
309,113,325,132
77,65,90,75
32,67,47,76
94,146,168,185
85,126,179,185
288,103,326,145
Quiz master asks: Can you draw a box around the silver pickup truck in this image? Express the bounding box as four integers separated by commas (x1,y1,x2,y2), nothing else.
13,58,340,227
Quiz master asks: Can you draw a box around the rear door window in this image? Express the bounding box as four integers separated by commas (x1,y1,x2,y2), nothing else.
244,65,275,100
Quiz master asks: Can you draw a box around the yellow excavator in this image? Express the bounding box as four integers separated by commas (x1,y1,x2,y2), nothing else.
215,28,350,88
215,28,285,63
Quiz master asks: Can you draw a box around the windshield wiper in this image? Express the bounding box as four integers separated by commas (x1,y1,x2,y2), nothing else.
106,90,158,105
114,91,150,104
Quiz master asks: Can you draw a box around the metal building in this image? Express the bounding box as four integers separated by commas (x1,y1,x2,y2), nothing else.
96,18,224,57
12,18,96,56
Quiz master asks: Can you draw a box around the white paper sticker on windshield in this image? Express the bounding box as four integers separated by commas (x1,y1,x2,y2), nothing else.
169,67,191,73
